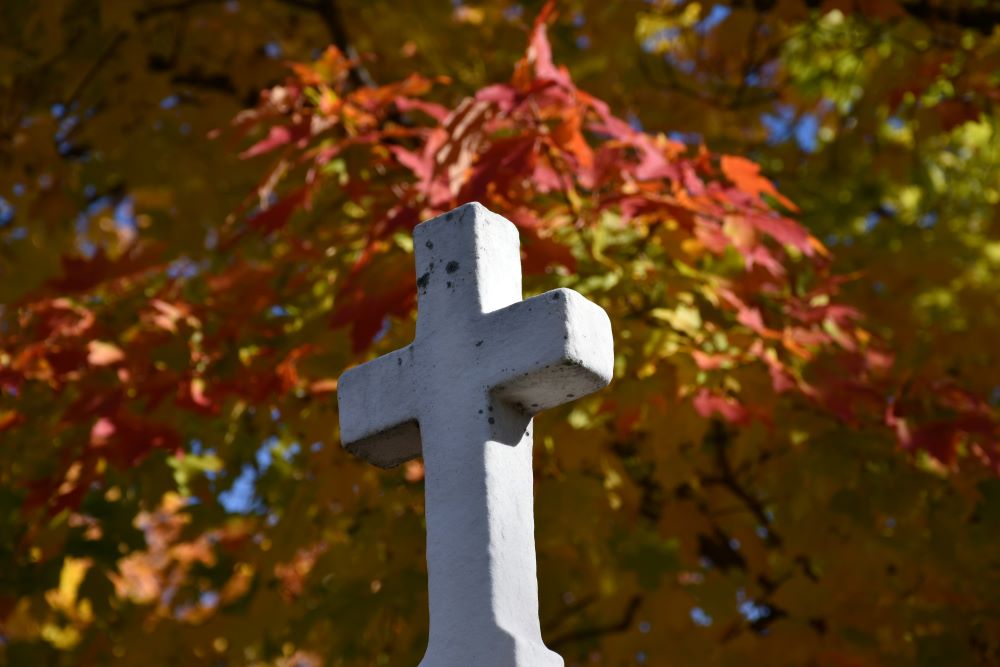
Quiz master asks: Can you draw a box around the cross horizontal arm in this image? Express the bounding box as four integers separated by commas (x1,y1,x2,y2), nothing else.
337,345,421,468
480,288,614,414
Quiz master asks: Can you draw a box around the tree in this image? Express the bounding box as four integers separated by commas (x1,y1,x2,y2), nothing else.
1,1,998,665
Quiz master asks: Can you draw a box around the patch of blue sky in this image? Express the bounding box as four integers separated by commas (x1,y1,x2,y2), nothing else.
641,27,680,54
665,51,696,74
690,607,713,626
115,197,137,230
0,197,12,226
204,228,219,250
696,5,731,34
75,200,101,257
668,130,703,144
56,113,78,141
745,62,780,89
736,588,771,624
827,233,854,247
264,41,283,59
761,103,819,152
166,260,200,278
219,438,279,514
503,5,523,21
794,114,819,152
256,438,275,468
917,211,938,229
219,463,259,513
373,315,392,343
864,211,880,231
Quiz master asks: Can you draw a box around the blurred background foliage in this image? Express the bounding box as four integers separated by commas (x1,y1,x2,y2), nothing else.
1,1,999,665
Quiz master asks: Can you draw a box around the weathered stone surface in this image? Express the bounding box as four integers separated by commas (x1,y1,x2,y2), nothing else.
338,202,613,666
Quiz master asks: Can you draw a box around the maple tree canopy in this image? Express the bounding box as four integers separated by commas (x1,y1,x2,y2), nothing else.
1,1,999,665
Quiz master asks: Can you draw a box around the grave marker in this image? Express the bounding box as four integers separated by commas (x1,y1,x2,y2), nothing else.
338,202,613,666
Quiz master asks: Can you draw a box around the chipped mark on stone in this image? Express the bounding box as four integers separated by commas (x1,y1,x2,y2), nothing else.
446,281,452,288
551,292,560,300
531,403,539,408
478,409,483,414
446,261,460,274
488,406,493,412
397,358,402,366
425,240,434,249
475,340,483,347
566,393,575,398
488,417,495,424
446,211,454,221
417,272,430,291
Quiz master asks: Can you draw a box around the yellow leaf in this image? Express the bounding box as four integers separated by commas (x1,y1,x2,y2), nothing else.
45,557,90,613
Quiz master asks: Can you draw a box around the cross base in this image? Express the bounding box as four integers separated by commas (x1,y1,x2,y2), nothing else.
420,631,563,667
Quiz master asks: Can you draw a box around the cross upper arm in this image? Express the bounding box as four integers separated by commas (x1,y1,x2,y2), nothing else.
479,288,614,414
337,345,422,468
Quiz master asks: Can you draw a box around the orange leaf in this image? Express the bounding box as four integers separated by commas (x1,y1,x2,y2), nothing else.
0,410,25,432
721,155,798,211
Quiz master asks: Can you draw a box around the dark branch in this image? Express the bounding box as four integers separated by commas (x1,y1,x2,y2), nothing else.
275,0,378,90
135,0,228,21
547,596,643,649
542,594,598,634
63,32,127,109
899,0,1000,35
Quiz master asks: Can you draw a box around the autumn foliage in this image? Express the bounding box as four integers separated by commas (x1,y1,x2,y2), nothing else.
2,1,1000,665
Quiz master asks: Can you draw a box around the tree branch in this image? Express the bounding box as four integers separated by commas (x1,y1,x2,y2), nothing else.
899,0,1000,35
276,0,377,90
547,596,642,649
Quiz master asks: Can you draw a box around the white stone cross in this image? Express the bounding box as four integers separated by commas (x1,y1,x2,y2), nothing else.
337,203,613,666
